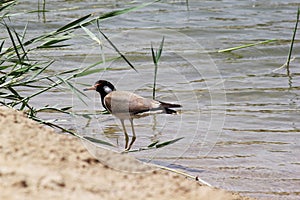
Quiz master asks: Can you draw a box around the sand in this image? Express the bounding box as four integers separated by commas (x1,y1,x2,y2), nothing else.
0,107,255,200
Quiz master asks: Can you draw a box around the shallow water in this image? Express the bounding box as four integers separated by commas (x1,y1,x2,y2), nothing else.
2,0,300,199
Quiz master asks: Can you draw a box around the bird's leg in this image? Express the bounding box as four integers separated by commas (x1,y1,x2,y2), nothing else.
120,119,129,149
126,119,136,151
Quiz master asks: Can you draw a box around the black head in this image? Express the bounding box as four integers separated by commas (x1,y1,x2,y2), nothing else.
83,80,116,98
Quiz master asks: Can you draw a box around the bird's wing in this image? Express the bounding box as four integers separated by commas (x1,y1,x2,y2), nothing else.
129,94,161,114
104,91,160,114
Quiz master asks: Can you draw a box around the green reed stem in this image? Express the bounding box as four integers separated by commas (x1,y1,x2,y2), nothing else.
217,39,277,53
286,7,300,75
151,36,164,100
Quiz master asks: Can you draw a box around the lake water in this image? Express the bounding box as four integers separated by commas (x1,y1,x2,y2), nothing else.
3,0,300,199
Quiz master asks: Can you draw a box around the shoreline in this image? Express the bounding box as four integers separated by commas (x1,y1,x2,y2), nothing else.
0,107,255,200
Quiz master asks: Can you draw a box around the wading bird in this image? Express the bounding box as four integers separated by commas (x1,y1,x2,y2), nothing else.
84,80,181,150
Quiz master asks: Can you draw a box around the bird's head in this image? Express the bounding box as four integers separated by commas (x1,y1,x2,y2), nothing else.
83,80,116,96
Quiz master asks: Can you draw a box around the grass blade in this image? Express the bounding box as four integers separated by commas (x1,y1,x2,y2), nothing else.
147,140,159,147
75,68,104,78
186,0,190,11
28,60,54,81
5,23,21,62
13,28,28,61
151,37,164,99
73,57,117,78
6,86,22,99
286,7,299,73
30,115,73,133
56,76,89,106
36,106,72,114
127,137,184,153
28,115,98,142
156,36,164,62
83,136,114,147
38,37,71,48
56,13,92,33
217,39,277,53
21,60,109,104
20,21,28,42
97,26,138,72
0,40,4,53
81,26,102,45
155,137,184,148
151,44,157,99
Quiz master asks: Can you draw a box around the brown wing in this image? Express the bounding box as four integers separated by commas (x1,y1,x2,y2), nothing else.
104,91,160,115
129,94,161,114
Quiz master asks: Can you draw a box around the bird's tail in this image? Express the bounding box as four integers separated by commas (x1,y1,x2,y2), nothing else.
159,101,181,114
159,101,181,108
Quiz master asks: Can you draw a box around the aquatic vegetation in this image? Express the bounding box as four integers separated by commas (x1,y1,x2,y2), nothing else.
0,0,159,143
286,7,299,77
151,36,165,100
0,0,182,151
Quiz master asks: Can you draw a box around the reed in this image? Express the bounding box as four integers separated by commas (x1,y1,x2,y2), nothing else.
286,7,299,76
151,36,165,100
217,39,277,53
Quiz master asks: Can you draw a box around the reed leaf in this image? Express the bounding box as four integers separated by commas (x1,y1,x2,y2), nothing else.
0,40,4,53
73,58,110,78
75,68,104,78
38,44,71,49
156,36,164,62
81,26,101,45
155,137,184,148
83,136,114,147
38,37,71,48
286,7,299,72
56,76,89,106
0,0,16,13
217,39,277,53
97,26,137,72
28,60,54,81
147,140,159,147
151,36,164,99
6,85,22,99
20,21,28,43
28,115,89,140
0,64,10,70
127,137,184,153
13,28,28,61
151,44,157,99
5,23,21,62
36,106,72,114
56,13,92,33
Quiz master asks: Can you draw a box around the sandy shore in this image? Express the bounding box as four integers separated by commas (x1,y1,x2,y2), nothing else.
0,107,254,200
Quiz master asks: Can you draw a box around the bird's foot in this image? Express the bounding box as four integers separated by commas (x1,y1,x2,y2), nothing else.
125,145,132,151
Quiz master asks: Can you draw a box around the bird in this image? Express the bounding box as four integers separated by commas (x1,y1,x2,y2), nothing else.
84,80,181,151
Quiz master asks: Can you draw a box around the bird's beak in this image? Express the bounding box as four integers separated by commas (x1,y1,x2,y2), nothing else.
83,85,96,91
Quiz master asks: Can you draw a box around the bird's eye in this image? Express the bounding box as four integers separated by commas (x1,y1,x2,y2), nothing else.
104,86,112,93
